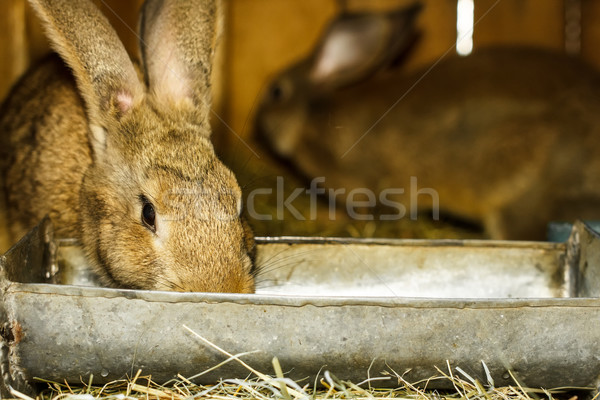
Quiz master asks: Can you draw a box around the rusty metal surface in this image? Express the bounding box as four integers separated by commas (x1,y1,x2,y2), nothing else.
5,285,600,391
574,222,600,297
0,217,58,285
0,220,599,396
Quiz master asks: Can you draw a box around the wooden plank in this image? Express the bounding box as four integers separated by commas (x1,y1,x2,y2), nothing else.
223,0,337,141
408,0,457,70
581,0,600,70
0,0,28,101
474,0,564,50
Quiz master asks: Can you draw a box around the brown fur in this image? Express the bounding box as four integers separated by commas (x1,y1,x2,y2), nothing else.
0,0,255,292
255,7,600,240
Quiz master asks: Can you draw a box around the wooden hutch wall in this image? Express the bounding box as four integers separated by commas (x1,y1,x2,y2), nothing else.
0,0,598,141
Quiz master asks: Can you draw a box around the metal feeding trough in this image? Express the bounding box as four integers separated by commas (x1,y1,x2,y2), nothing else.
1,217,600,397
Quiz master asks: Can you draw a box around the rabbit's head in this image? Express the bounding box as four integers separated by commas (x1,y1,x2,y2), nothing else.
255,2,422,160
29,0,255,292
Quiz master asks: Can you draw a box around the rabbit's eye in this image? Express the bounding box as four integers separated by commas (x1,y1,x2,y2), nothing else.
267,76,294,104
140,196,156,232
269,82,284,102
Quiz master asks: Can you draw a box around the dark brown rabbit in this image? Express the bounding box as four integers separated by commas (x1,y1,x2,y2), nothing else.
0,0,256,292
255,4,600,240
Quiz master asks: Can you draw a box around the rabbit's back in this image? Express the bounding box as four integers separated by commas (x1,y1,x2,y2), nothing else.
354,48,600,203
1,55,91,241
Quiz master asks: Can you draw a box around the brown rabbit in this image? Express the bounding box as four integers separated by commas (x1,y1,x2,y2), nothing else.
255,5,600,240
0,0,256,292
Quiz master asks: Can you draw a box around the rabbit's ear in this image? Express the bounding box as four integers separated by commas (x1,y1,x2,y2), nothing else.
140,0,217,124
28,0,143,127
309,2,422,88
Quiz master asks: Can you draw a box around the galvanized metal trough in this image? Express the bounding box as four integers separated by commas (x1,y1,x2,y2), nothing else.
1,217,599,396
